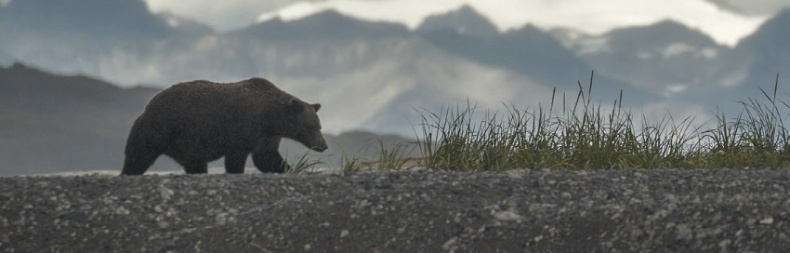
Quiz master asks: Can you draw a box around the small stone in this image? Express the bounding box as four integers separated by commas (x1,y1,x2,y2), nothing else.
304,244,311,251
157,221,169,229
340,229,349,238
442,237,457,250
495,210,523,221
159,184,174,201
216,213,228,226
506,170,524,179
718,239,731,249
630,228,643,237
760,217,774,225
675,224,692,240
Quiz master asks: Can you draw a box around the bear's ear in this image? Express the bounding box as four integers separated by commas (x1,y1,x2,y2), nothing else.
289,99,304,113
312,103,321,112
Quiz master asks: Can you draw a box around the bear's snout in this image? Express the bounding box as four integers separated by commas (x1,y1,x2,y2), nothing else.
310,137,329,152
309,136,328,152
311,145,328,152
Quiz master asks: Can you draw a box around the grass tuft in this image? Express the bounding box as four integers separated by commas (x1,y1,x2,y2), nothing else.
340,152,363,175
416,72,789,170
284,152,323,174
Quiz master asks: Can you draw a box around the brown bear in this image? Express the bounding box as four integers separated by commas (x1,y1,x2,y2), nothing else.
121,78,327,175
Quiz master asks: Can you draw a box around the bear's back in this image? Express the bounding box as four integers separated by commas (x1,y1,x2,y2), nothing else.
139,78,296,125
147,78,286,110
144,80,224,115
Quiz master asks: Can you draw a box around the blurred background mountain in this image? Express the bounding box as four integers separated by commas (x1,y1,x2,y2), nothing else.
0,0,788,174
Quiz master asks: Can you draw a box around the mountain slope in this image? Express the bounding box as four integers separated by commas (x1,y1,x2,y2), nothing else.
556,20,730,97
0,63,161,174
0,0,172,41
0,0,209,77
735,8,790,89
418,24,649,105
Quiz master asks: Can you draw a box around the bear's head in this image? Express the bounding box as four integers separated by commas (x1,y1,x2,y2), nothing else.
282,99,328,152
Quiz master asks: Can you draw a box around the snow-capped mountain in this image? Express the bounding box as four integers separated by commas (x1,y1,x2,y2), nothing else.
552,20,731,97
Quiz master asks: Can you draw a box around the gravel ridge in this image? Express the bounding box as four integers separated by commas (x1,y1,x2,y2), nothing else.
1,169,790,252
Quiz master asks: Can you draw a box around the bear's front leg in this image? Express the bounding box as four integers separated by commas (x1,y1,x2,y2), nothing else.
252,137,288,173
252,150,289,173
121,152,160,175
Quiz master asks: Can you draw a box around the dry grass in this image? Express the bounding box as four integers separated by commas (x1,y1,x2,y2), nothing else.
415,72,790,171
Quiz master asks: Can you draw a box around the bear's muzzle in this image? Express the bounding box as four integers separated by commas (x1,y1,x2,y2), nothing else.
311,145,328,152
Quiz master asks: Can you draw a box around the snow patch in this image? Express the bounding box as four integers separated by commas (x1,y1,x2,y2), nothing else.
699,47,717,59
576,37,611,55
163,15,182,28
664,84,688,96
195,35,220,51
662,43,718,59
257,2,332,23
662,43,695,59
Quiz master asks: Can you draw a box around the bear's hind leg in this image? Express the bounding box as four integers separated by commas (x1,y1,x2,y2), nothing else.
224,152,248,174
183,161,208,174
121,152,160,175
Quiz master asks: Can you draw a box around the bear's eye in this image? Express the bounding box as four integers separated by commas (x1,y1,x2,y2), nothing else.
312,121,322,131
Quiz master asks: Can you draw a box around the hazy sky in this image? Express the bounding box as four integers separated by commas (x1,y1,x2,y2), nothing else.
145,0,787,46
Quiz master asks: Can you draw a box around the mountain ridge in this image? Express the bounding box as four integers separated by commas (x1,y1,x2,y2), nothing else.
237,9,410,41
0,1,787,138
416,5,500,38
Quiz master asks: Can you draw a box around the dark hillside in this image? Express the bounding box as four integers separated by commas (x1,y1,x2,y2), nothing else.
0,63,160,174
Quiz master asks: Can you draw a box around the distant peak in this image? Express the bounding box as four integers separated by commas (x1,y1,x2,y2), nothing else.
9,61,29,70
763,6,790,25
256,7,405,29
736,6,790,49
651,19,691,30
299,9,358,23
603,18,718,47
256,1,338,24
454,5,481,16
244,7,408,40
417,4,499,37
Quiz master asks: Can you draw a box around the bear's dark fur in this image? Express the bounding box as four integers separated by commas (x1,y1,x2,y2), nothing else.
121,78,327,175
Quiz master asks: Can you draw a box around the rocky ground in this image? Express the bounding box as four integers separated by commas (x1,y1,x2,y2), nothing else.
1,169,790,252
